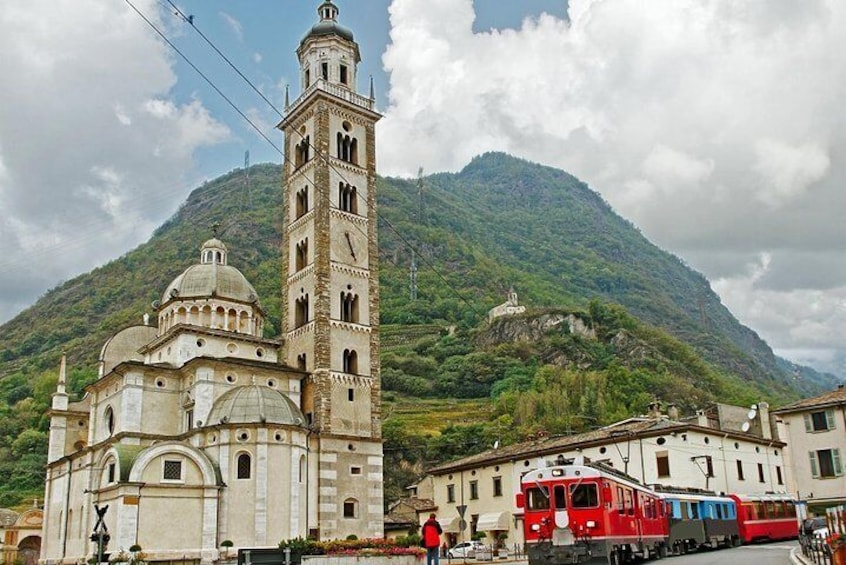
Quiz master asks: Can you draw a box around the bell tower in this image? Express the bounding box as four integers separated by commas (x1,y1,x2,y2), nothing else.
277,1,383,539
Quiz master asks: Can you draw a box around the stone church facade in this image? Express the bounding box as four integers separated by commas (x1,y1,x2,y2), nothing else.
40,3,382,564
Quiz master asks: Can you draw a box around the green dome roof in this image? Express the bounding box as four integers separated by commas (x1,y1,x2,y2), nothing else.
207,385,306,427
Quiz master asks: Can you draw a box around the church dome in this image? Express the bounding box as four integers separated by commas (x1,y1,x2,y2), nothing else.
301,1,354,44
207,385,306,427
161,239,261,307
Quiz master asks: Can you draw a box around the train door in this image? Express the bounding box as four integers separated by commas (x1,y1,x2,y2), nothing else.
633,490,644,542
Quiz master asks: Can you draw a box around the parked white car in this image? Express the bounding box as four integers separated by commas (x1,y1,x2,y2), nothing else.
448,541,486,559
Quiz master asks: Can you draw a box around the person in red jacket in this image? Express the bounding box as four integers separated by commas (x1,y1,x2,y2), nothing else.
421,513,443,565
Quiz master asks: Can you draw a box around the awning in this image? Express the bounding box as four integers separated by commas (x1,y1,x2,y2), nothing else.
476,511,510,531
437,516,460,533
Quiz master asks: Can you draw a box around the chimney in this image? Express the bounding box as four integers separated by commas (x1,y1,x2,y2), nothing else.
647,401,662,419
667,404,680,421
758,402,771,440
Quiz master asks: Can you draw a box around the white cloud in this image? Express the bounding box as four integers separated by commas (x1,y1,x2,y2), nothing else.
0,0,229,322
380,0,846,370
220,11,244,42
753,138,830,207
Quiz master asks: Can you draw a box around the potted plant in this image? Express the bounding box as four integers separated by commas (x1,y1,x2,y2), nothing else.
220,540,234,560
494,534,508,559
829,532,846,565
128,545,146,565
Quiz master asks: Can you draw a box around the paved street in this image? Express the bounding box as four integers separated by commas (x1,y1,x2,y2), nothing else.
458,542,799,565
664,542,798,564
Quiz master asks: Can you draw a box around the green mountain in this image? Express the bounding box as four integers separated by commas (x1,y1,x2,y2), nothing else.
0,153,838,506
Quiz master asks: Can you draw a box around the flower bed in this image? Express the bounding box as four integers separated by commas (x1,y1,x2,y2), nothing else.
278,537,425,563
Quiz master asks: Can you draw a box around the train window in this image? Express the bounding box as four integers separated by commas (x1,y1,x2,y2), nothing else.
617,487,625,513
570,483,599,508
554,485,567,509
765,501,776,518
678,501,687,520
526,487,550,511
716,504,723,519
625,490,635,516
743,503,756,520
690,502,699,519
785,501,795,517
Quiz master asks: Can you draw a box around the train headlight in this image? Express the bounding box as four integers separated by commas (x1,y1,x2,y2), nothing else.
531,524,540,532
586,521,597,529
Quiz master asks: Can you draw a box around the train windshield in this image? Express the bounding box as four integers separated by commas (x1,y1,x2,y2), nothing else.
526,487,550,510
554,485,567,509
569,483,599,508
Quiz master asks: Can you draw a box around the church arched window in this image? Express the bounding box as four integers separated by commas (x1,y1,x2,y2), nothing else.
295,136,310,168
296,187,309,218
342,349,358,374
237,453,251,479
340,291,359,323
295,294,310,328
296,239,309,271
297,353,307,371
337,133,358,165
339,183,357,214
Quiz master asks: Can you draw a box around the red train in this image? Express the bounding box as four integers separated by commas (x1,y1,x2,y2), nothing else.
730,493,799,543
517,460,798,564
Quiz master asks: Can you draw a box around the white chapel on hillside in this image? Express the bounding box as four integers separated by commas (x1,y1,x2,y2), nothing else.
41,3,383,564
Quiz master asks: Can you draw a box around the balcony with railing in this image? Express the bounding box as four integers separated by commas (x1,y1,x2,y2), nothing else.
286,79,375,114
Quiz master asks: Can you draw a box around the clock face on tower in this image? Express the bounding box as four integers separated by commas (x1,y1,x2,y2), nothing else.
339,229,367,264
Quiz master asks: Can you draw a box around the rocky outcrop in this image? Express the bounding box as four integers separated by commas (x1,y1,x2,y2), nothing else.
477,311,596,346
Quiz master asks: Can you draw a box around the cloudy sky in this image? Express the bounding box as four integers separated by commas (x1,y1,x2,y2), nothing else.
2,0,845,377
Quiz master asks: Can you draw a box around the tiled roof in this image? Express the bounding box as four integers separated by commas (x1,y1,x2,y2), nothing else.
389,497,436,512
772,386,846,414
427,416,781,474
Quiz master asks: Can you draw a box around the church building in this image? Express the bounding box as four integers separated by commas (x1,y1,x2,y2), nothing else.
40,3,382,564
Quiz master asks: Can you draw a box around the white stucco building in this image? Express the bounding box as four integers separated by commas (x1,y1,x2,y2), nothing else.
41,3,383,564
772,385,846,511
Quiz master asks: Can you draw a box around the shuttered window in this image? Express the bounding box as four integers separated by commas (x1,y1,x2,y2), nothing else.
804,410,836,432
809,449,843,478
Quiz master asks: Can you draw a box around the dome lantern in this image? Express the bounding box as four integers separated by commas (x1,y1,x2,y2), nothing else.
201,238,228,266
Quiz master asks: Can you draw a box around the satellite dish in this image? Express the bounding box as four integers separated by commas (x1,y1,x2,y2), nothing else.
747,409,757,420
741,422,751,432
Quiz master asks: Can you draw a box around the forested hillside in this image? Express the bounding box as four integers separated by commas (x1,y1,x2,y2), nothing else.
0,153,837,507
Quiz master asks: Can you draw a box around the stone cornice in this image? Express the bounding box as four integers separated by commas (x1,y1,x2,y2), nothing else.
329,320,372,333
330,263,370,278
329,372,373,385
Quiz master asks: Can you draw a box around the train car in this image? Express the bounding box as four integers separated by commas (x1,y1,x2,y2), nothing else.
518,461,668,565
730,493,799,543
658,490,739,553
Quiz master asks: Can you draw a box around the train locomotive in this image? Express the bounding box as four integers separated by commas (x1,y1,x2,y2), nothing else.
517,459,798,565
